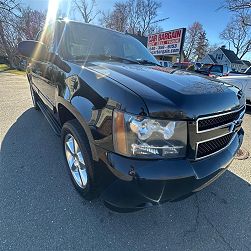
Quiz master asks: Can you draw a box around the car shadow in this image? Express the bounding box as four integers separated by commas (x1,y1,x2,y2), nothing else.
1,108,251,250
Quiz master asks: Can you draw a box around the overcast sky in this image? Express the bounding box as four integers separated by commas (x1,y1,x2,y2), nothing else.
21,0,250,60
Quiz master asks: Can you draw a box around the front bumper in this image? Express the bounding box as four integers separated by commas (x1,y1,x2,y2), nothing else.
100,129,244,210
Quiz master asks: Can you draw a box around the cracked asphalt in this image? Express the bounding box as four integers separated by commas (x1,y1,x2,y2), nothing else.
0,73,251,251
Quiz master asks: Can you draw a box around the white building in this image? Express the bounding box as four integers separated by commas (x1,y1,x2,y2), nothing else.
201,46,246,73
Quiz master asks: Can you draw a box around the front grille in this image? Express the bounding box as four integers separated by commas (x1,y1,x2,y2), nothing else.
196,133,233,159
197,107,245,132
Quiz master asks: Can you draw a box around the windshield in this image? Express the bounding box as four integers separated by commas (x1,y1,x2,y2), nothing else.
199,64,212,71
58,22,159,65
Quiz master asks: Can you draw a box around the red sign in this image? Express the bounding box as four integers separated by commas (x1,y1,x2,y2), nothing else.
147,28,185,56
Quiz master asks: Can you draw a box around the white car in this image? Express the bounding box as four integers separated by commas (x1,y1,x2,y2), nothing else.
218,75,251,106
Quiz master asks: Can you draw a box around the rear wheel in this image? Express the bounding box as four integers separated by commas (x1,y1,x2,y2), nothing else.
61,120,97,200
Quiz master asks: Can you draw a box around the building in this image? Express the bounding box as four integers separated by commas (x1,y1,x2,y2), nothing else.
201,46,246,72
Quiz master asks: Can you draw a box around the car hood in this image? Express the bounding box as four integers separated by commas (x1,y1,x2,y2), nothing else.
86,62,245,119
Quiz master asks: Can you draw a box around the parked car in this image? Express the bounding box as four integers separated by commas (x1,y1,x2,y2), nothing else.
172,62,191,69
158,60,173,68
18,20,245,210
229,66,251,76
218,75,251,106
196,64,230,77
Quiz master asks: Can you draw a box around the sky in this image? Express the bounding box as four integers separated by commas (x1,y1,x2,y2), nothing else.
21,0,250,60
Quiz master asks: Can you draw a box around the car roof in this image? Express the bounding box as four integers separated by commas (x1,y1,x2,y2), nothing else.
56,19,125,35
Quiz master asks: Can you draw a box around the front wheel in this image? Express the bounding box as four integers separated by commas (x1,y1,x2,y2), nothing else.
61,120,97,200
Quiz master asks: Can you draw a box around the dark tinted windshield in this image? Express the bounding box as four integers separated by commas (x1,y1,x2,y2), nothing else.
58,22,159,64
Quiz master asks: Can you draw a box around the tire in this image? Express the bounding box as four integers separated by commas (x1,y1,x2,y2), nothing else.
61,119,97,200
30,85,40,111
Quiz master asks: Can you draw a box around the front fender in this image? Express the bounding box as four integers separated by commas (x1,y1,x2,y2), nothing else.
56,97,99,161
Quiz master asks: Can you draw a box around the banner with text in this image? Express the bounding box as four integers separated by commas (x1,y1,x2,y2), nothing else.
147,28,186,56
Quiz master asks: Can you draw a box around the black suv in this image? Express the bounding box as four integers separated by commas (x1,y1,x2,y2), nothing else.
18,20,245,210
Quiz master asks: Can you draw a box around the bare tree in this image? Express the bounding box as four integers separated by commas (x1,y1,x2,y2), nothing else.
226,0,251,11
207,43,221,53
0,0,21,67
225,0,251,26
194,31,209,60
138,0,161,35
0,2,45,67
0,0,19,15
183,22,204,60
0,15,20,67
100,0,162,35
18,7,45,40
220,17,251,59
100,2,129,32
74,0,100,23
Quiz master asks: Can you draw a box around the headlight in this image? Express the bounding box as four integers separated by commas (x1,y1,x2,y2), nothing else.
113,110,187,159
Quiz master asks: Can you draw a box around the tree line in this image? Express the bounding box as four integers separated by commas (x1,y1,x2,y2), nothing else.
184,0,250,61
0,0,250,68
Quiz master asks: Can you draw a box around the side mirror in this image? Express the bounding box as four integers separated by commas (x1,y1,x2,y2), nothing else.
18,40,71,73
18,40,49,61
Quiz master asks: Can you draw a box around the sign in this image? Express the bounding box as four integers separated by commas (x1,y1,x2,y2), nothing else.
147,28,186,56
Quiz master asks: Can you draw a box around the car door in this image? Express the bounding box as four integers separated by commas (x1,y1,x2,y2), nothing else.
29,26,56,111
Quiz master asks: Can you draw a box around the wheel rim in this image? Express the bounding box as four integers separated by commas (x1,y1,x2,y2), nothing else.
64,134,88,188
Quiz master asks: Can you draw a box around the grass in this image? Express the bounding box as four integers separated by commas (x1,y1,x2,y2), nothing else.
0,64,25,75
0,64,9,71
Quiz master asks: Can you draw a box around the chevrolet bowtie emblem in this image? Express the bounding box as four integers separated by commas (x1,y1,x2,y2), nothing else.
229,119,242,133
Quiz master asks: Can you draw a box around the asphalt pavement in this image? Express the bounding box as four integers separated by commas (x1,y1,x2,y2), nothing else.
0,72,250,251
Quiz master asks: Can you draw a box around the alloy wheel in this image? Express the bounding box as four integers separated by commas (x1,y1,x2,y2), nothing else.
64,134,88,188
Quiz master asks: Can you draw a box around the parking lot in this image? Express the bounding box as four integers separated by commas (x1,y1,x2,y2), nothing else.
0,72,250,251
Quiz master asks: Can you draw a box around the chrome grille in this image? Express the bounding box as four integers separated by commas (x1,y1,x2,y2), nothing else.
194,106,245,160
196,133,233,159
197,106,245,133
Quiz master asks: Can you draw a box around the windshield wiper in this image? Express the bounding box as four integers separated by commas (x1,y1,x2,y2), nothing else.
99,55,140,64
70,55,160,66
73,54,140,64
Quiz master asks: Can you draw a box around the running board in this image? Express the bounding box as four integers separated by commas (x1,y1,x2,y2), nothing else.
37,101,61,136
